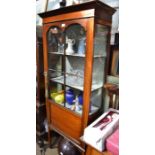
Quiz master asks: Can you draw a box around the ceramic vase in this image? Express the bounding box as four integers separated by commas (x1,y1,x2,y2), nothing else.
78,37,86,54
66,37,75,54
66,89,75,105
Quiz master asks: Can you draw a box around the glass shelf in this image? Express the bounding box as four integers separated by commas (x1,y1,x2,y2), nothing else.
51,76,103,91
48,52,64,55
48,52,86,57
94,54,107,58
52,101,99,116
65,103,99,116
48,52,106,58
66,53,107,58
65,53,85,57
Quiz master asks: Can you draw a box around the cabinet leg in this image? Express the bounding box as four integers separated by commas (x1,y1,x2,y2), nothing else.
47,128,51,145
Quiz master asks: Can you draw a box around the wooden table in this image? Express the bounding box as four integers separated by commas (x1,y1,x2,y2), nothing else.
80,136,112,155
86,145,112,155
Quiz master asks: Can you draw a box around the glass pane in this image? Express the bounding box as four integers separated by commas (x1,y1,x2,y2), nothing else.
65,86,84,115
94,24,108,56
48,54,65,105
65,57,85,90
65,24,86,56
47,26,64,53
48,53,64,83
90,24,109,113
47,26,65,106
90,88,103,114
63,24,86,114
92,57,106,91
49,82,65,106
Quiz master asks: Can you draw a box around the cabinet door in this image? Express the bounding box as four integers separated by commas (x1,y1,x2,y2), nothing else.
46,20,88,116
47,26,65,106
64,23,86,115
46,20,109,117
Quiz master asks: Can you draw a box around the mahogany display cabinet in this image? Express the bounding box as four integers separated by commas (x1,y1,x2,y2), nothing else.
39,0,115,150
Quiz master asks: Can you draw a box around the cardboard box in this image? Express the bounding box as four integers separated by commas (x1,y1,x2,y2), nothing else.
106,128,119,155
83,108,119,152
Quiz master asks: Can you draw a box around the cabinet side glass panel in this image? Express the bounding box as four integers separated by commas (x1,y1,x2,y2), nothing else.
94,24,108,57
90,24,109,112
47,26,65,106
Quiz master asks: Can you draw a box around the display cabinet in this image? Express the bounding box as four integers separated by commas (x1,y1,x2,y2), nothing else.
39,0,115,150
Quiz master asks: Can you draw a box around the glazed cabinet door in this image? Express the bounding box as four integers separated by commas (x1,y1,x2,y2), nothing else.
45,19,91,117
44,19,89,142
44,19,110,118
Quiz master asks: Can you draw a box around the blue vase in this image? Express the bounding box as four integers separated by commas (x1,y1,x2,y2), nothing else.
66,89,75,105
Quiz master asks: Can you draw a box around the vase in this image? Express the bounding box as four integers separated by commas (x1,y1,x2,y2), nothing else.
66,38,75,54
66,89,75,105
78,37,86,54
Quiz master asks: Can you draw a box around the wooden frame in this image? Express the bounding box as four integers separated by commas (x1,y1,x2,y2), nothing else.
110,46,119,77
36,26,46,141
39,0,115,151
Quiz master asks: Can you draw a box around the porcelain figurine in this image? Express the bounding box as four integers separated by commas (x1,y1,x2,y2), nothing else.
75,96,81,111
78,37,86,54
66,37,75,54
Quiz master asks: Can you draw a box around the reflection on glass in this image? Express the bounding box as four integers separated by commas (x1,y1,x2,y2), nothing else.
47,26,64,53
89,24,109,112
92,57,106,87
48,53,64,104
91,88,102,108
65,57,84,89
48,54,64,78
94,24,108,56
